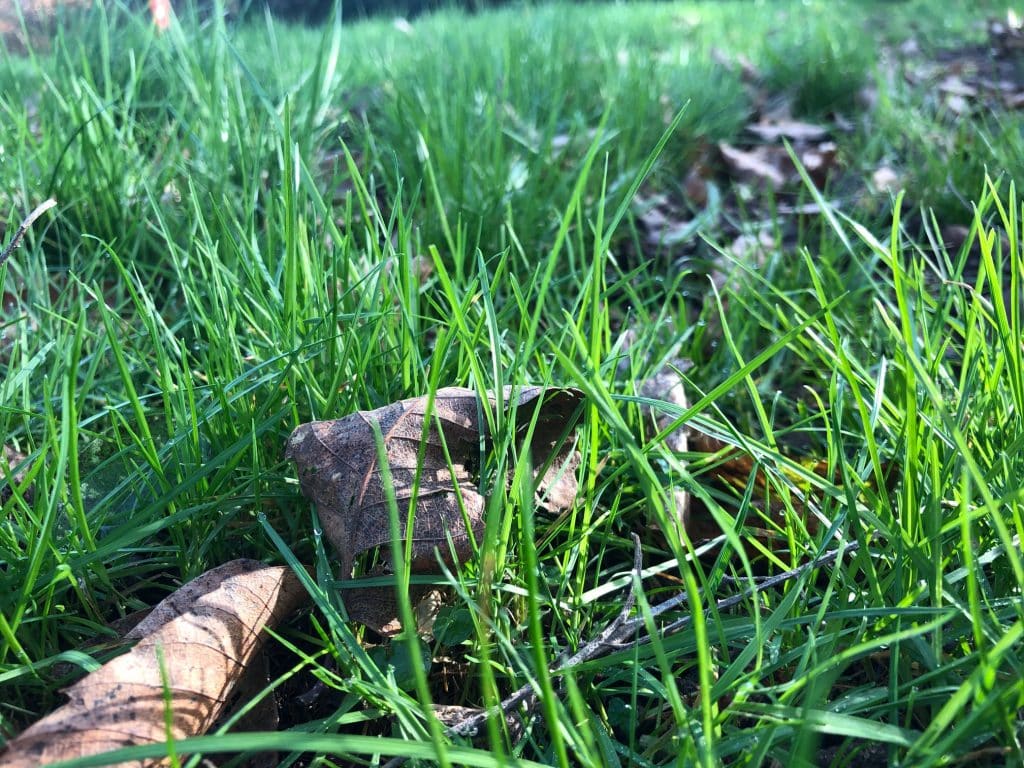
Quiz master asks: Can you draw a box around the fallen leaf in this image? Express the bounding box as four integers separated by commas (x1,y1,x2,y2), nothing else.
632,191,694,246
1005,91,1024,110
717,143,787,189
799,141,838,187
938,74,977,98
726,230,775,266
683,165,710,208
632,161,717,250
615,330,692,529
637,360,690,455
699,229,775,346
340,569,443,637
898,38,921,57
871,165,901,194
685,432,826,546
684,431,900,557
746,120,829,143
1,445,33,504
944,93,971,115
637,359,691,528
0,560,307,768
287,386,584,632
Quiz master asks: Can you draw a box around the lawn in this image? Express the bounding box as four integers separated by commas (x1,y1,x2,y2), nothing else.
1,0,1023,765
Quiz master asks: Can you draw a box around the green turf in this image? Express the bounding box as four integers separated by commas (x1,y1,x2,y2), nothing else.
1,1,1022,766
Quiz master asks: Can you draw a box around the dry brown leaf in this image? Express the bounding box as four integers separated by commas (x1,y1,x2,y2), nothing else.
721,230,775,285
0,560,307,768
339,571,445,637
800,141,838,187
717,143,786,189
287,386,584,632
1,445,33,504
637,361,690,456
632,192,701,248
685,432,826,547
709,47,761,84
683,166,710,208
685,432,899,557
615,331,692,530
636,360,691,529
746,120,829,143
871,165,901,194
938,74,978,98
1005,90,1024,110
944,93,971,115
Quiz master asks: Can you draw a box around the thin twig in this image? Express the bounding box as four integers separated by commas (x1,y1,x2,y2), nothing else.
440,535,648,745
443,539,859,740
0,199,56,269
620,532,643,619
645,540,859,639
370,537,650,768
384,539,860,766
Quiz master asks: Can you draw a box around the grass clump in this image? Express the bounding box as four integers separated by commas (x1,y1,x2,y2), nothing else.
762,17,874,118
1,1,1023,766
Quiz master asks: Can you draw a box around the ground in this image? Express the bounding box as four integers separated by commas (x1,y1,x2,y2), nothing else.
1,2,1023,766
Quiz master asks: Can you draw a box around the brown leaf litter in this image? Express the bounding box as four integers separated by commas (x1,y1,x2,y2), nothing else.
1,445,34,504
287,385,585,634
0,560,307,768
900,11,1024,113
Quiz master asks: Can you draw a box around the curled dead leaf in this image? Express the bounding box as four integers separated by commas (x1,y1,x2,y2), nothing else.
0,560,307,768
632,192,698,247
800,141,838,187
637,361,690,455
871,165,901,194
717,142,787,189
287,386,584,633
746,120,829,143
938,74,977,98
637,360,691,529
616,332,692,531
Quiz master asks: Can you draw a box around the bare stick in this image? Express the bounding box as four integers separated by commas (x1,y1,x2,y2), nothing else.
377,537,649,768
441,539,859,744
641,540,859,639
382,539,860,767
0,199,56,269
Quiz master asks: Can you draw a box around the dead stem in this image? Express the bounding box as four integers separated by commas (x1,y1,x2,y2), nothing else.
0,198,56,269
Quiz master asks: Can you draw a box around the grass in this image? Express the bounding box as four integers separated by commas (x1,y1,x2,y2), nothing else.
1,0,1023,765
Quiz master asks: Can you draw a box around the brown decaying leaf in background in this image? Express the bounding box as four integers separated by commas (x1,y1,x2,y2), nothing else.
0,198,56,270
0,560,307,768
634,359,691,529
1,444,34,504
287,386,584,633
